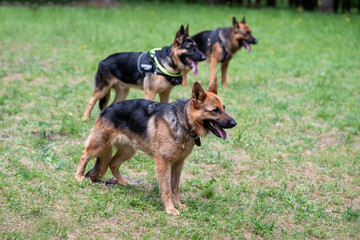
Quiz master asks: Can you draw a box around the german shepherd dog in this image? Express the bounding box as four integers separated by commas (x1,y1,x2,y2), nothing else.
82,25,206,120
75,78,237,215
182,17,257,87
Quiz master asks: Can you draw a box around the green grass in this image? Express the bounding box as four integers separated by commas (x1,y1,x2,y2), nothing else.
1,3,360,239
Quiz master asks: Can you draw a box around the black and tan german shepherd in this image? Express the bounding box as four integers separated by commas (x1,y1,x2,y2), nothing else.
75,78,236,215
82,25,206,120
182,17,257,87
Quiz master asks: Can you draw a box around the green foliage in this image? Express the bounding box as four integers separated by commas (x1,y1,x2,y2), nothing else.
343,206,360,223
0,4,359,239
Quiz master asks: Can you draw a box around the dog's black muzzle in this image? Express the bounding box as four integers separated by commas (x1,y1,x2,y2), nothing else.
182,50,206,73
188,50,206,62
248,37,258,44
204,117,237,140
218,118,237,129
199,52,206,61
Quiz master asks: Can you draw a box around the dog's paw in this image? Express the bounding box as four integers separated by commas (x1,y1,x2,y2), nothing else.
178,203,188,210
117,178,130,186
75,174,85,181
166,208,179,216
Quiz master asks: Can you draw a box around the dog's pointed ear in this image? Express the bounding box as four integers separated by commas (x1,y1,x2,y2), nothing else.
232,17,240,30
208,77,218,95
232,17,239,27
184,24,189,37
241,16,246,24
174,25,185,48
192,81,207,103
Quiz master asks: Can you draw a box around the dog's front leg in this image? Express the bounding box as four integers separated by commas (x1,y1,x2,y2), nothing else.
159,87,173,103
143,76,157,101
221,58,231,87
181,67,191,87
171,159,187,210
144,88,156,101
75,150,90,181
155,156,179,215
209,55,218,85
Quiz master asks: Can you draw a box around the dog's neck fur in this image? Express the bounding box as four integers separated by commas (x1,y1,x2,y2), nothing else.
163,99,202,147
219,27,240,55
186,99,210,138
157,45,181,74
183,100,201,146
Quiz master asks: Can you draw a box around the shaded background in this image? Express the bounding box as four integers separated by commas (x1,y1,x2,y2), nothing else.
1,0,360,13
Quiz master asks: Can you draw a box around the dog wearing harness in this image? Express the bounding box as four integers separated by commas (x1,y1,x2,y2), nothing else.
82,25,206,120
182,17,258,87
137,48,183,86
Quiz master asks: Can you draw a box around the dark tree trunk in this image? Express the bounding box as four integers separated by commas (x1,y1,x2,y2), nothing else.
302,0,317,10
206,0,226,4
247,0,261,7
289,0,301,7
334,0,340,12
342,0,351,12
87,0,114,7
321,0,334,12
266,0,276,7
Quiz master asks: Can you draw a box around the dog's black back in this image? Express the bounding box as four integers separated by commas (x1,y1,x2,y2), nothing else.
191,31,211,54
100,99,188,137
95,52,143,89
100,99,157,136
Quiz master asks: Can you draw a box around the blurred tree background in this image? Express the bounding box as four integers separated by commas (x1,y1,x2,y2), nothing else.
1,0,359,13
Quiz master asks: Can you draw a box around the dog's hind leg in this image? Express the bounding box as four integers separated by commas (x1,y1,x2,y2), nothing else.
82,86,112,120
85,147,112,181
109,144,136,186
171,159,187,210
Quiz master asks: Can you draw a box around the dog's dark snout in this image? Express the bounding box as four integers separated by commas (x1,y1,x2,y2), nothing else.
228,119,237,128
200,53,206,61
253,39,258,44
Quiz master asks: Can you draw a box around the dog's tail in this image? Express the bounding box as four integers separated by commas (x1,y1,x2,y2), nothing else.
94,64,112,110
99,92,110,110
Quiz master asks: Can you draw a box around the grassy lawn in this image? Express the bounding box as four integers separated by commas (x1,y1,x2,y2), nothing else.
1,3,359,239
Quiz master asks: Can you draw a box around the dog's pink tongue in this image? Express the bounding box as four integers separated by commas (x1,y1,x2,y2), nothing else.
188,58,198,75
214,124,227,140
243,41,251,53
